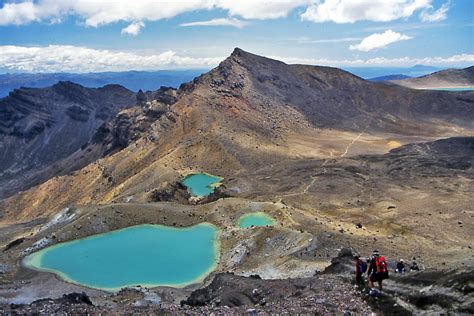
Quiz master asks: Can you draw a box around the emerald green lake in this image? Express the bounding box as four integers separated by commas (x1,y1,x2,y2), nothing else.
181,173,223,197
23,224,219,291
238,212,275,228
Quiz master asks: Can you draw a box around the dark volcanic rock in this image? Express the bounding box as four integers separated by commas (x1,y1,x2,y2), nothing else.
61,292,93,305
180,272,371,313
136,89,147,104
150,182,191,204
145,86,178,105
3,237,25,252
198,185,233,204
150,182,232,205
65,105,90,122
0,82,136,198
358,137,474,178
89,87,178,155
322,247,356,274
371,268,474,315
390,136,474,158
205,48,474,134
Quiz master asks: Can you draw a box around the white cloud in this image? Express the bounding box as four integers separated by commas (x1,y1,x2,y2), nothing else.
301,0,432,23
0,1,39,25
420,2,450,22
0,0,451,34
180,17,248,28
121,21,144,36
0,1,214,27
349,30,413,52
1,45,472,73
0,45,222,72
216,0,311,20
273,54,474,67
0,0,309,29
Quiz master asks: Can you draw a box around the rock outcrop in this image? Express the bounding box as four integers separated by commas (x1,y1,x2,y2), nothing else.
0,82,136,198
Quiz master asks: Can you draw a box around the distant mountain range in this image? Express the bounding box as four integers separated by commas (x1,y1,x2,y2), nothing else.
343,64,441,79
391,66,474,88
0,70,206,97
0,65,449,98
368,74,412,82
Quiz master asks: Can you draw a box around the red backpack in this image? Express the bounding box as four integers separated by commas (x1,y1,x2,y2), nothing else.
376,256,388,274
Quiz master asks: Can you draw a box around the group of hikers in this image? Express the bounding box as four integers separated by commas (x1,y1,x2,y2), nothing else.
354,250,420,294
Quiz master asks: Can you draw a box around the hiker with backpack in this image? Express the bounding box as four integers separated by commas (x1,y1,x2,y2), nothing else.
354,255,367,286
410,258,420,271
396,259,406,274
367,250,389,291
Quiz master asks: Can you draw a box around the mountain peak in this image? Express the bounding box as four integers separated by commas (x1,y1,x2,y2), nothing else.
230,47,257,59
224,47,286,69
231,47,245,57
228,47,258,63
52,80,85,91
54,80,81,87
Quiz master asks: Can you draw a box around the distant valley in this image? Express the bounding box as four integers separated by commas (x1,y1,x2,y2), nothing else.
0,70,206,97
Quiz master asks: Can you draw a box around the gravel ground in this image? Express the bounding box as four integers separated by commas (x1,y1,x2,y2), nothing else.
1,273,372,315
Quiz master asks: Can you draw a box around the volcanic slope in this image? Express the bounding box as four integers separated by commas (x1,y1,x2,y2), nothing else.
392,65,474,89
0,49,474,276
1,48,473,222
0,82,137,199
1,49,474,312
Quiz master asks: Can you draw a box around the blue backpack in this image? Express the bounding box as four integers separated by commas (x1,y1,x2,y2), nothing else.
360,260,368,273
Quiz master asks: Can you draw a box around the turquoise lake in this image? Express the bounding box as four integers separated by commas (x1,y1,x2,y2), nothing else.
23,224,219,291
181,173,223,197
238,212,275,228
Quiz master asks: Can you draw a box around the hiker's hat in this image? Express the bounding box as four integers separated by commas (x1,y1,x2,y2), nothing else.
373,250,380,256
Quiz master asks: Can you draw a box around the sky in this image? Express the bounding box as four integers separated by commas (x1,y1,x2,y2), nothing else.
0,0,472,73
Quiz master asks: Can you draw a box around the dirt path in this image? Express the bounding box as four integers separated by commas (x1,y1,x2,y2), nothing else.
340,126,370,158
282,121,372,198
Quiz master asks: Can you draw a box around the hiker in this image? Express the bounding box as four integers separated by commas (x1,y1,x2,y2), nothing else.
367,250,389,291
411,258,420,271
355,255,367,286
396,259,406,274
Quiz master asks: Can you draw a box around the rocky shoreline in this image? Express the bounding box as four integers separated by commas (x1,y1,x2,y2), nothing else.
2,248,472,315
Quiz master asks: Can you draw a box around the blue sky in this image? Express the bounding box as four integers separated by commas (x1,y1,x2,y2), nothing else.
0,0,472,72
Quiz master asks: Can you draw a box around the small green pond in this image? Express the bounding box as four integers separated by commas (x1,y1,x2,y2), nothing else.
23,223,219,291
181,173,223,197
238,212,275,228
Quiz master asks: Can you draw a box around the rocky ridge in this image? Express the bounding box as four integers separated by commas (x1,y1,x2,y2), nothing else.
392,65,474,88
0,82,136,199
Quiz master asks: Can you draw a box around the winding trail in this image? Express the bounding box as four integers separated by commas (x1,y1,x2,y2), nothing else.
340,125,371,158
282,121,372,198
302,161,327,194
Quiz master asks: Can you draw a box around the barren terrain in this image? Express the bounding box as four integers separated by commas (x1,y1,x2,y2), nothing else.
1,49,473,314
